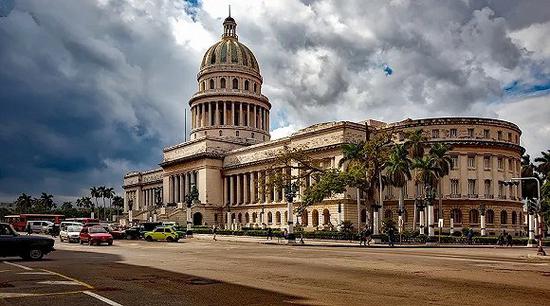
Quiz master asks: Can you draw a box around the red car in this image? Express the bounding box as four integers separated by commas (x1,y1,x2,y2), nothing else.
80,226,113,246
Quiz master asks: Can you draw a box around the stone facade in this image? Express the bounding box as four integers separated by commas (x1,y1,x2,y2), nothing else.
122,16,526,235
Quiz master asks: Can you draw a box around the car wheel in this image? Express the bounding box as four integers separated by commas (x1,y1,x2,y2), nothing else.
108,241,113,246
166,236,174,242
145,236,153,242
26,248,44,260
88,240,94,246
79,239,84,244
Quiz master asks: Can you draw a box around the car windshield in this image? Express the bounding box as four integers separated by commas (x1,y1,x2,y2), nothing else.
89,227,107,233
67,226,82,232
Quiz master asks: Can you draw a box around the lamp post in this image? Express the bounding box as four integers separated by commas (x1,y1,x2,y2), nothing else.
184,185,200,237
284,181,299,244
416,197,426,235
479,203,486,236
505,177,542,250
426,188,435,237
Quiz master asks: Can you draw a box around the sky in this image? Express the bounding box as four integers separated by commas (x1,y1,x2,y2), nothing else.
0,0,549,202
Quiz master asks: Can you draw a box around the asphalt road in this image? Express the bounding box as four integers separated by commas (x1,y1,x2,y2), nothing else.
1,237,550,306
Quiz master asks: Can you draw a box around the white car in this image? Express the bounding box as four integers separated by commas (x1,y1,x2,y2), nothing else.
59,225,83,243
26,221,54,234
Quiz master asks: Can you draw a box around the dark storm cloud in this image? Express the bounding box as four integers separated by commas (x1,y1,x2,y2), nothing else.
0,0,200,200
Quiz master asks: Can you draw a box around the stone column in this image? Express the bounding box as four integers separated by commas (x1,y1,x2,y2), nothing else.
373,209,379,235
528,213,536,246
428,204,434,237
179,174,184,202
230,175,235,206
247,103,251,127
168,176,172,203
252,105,257,128
202,104,207,127
251,172,257,203
273,171,279,203
239,102,243,126
215,102,219,126
419,209,425,235
231,101,235,125
236,174,241,205
243,173,249,204
449,218,454,235
480,214,486,236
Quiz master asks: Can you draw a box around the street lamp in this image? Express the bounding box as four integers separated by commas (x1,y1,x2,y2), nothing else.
504,177,542,249
184,185,200,237
284,181,299,243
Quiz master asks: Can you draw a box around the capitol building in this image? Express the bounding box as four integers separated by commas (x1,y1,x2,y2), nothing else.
123,15,525,236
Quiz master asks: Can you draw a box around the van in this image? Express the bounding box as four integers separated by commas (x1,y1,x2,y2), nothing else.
26,221,54,234
60,221,84,231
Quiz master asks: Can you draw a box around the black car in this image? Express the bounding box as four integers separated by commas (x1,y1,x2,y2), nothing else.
0,222,55,260
125,222,162,240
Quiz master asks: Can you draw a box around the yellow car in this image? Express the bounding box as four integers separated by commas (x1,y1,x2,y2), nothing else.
144,226,179,242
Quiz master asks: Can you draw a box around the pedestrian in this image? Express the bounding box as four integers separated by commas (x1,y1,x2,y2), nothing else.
497,231,504,246
388,227,395,247
506,233,513,247
267,228,273,240
467,229,473,245
366,227,373,246
359,227,367,247
212,225,217,241
26,222,32,235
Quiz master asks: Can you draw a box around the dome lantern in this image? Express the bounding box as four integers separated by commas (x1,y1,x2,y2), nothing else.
223,5,238,40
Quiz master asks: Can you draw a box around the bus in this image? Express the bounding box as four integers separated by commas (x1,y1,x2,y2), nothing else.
4,214,64,232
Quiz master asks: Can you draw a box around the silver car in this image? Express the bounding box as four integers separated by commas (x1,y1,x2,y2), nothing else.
59,225,82,243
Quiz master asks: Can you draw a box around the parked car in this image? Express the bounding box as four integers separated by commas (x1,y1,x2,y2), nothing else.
125,222,162,240
80,226,113,246
26,220,54,234
59,225,82,243
144,226,179,242
0,222,55,260
60,221,83,229
107,225,127,239
170,225,186,239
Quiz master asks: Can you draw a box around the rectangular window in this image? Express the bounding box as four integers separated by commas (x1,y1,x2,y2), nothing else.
498,182,505,198
508,132,512,142
468,179,476,195
484,129,490,139
467,156,476,169
468,128,474,138
451,156,459,170
484,180,492,197
450,179,459,195
497,131,503,140
432,129,439,138
498,157,504,170
508,159,513,171
515,135,518,144
484,156,491,169
450,128,457,138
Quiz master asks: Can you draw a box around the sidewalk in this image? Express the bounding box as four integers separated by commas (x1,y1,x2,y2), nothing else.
192,234,538,249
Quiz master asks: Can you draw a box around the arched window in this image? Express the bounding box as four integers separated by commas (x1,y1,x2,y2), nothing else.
301,210,308,226
486,209,494,224
253,83,257,93
200,82,205,91
451,209,462,224
209,79,214,89
267,212,273,224
323,209,330,225
238,213,242,224
500,210,508,224
469,209,479,224
219,130,223,136
244,80,249,91
360,209,367,223
512,211,517,225
245,212,250,224
312,210,319,227
252,212,257,223
384,209,393,220
220,78,226,88
231,213,236,222
275,211,281,225
232,78,238,89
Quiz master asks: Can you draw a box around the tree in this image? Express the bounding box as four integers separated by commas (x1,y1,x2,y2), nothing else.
98,186,106,220
38,193,55,212
90,187,100,218
385,143,412,232
15,193,33,213
104,187,115,221
535,150,550,180
112,196,124,215
405,129,427,159
521,154,539,199
60,201,73,211
428,143,452,225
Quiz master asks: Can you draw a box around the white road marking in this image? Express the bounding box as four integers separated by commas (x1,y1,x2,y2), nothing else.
83,291,124,306
18,271,53,275
37,280,82,286
2,261,33,270
0,269,12,272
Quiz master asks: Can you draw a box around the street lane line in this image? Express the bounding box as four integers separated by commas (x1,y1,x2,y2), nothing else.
40,269,94,289
2,261,32,270
18,271,53,275
37,280,83,285
83,291,124,306
0,290,84,299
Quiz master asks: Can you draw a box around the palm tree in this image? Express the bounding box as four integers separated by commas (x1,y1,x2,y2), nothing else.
535,150,550,179
412,156,439,236
104,187,115,221
15,193,33,213
429,143,452,227
39,193,55,212
98,186,106,221
406,129,427,159
90,187,100,219
385,143,412,233
339,142,367,229
112,196,124,215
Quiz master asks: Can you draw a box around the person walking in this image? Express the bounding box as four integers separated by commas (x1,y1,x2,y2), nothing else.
359,227,367,247
467,229,473,245
506,232,513,247
388,227,395,247
366,226,373,246
212,225,217,241
497,231,504,246
26,222,32,235
267,228,273,240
